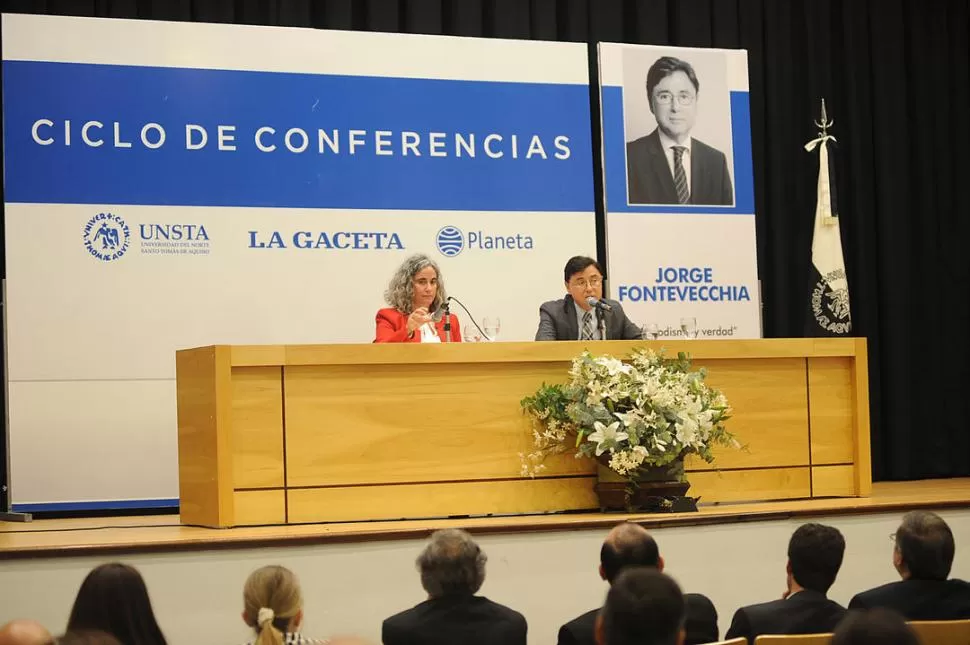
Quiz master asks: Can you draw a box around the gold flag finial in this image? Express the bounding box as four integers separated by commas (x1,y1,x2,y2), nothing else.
815,98,833,138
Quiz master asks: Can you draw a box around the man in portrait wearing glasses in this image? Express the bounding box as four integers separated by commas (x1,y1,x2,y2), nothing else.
535,256,642,341
626,56,733,206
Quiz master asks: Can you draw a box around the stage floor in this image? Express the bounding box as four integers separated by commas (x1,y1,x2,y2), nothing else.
3,478,968,560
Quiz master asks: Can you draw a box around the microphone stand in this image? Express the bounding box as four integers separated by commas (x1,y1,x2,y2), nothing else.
596,302,608,340
441,299,452,342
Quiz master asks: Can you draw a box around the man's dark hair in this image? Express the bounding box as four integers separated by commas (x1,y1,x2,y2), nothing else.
788,523,845,594
601,568,685,645
894,510,954,580
832,608,919,645
563,256,605,284
600,523,660,583
645,56,700,106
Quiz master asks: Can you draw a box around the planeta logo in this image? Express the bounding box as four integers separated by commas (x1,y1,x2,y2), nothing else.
435,226,465,257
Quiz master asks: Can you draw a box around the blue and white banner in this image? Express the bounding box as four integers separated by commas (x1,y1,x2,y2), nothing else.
2,14,597,508
598,44,761,339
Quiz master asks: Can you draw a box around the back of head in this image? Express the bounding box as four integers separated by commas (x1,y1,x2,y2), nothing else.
895,510,954,579
600,522,661,583
600,568,685,645
243,565,304,645
417,529,487,598
832,608,919,645
66,563,167,645
54,631,123,645
788,523,846,593
0,619,52,645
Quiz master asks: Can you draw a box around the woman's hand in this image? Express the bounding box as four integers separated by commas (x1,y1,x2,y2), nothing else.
407,307,433,335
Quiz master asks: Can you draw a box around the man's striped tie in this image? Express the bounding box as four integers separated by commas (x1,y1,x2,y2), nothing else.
581,310,594,340
673,146,690,204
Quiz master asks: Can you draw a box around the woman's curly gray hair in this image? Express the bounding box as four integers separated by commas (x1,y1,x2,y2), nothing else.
384,254,447,314
416,529,487,598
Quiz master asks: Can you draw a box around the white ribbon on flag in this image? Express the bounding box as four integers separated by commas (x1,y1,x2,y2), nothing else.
804,134,838,226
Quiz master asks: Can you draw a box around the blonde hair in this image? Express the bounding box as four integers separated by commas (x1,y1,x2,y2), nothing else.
243,565,304,645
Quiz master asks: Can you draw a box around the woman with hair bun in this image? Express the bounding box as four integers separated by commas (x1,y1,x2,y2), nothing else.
241,565,328,645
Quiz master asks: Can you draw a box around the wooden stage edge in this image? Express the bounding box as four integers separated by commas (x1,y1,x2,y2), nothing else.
2,479,969,560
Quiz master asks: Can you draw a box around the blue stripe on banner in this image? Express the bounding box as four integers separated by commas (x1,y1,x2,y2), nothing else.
2,61,595,212
11,498,180,513
601,87,755,214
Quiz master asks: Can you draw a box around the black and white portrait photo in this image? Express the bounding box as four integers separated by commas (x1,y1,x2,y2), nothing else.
623,49,736,207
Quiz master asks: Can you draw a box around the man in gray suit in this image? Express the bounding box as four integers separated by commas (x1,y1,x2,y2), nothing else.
535,256,642,341
626,56,733,206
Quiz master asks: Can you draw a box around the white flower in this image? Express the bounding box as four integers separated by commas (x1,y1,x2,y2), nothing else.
587,421,629,456
597,357,632,376
614,410,642,428
608,448,647,475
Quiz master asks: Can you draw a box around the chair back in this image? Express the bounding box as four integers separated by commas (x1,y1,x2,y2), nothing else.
907,619,970,645
753,635,832,645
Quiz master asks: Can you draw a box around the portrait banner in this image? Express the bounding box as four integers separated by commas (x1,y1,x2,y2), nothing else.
598,43,761,339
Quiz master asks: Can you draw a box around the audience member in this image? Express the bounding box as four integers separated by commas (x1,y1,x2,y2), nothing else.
382,528,527,645
241,565,328,645
595,568,685,645
726,523,846,643
66,563,168,645
849,510,970,619
0,620,51,645
53,631,122,645
831,608,918,645
558,522,717,645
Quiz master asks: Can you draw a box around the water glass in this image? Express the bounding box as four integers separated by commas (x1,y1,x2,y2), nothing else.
641,322,660,341
463,324,484,343
680,317,699,339
483,316,501,342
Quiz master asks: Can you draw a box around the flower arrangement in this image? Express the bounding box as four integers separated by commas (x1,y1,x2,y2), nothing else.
520,349,738,482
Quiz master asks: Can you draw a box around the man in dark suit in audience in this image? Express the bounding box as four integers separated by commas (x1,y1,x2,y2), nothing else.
382,528,527,645
726,523,847,643
558,522,718,645
848,510,970,619
595,568,686,645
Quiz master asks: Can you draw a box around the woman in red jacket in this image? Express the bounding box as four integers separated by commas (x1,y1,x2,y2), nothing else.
375,254,461,343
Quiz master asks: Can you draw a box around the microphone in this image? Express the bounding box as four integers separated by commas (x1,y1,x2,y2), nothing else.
587,296,613,311
441,297,452,342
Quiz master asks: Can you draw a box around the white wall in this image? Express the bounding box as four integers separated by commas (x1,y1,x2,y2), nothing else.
3,509,969,644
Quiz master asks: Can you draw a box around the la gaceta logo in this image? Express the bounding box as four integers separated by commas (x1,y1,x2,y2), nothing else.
83,212,130,262
436,226,465,257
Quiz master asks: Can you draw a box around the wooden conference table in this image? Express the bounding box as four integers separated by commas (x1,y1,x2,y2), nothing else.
175,338,870,528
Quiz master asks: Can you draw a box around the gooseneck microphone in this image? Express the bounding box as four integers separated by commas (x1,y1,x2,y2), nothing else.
586,296,613,311
446,296,491,341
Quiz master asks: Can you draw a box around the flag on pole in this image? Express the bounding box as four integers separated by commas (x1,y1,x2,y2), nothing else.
804,100,852,336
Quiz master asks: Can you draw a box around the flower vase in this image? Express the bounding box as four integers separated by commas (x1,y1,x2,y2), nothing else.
593,457,697,513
